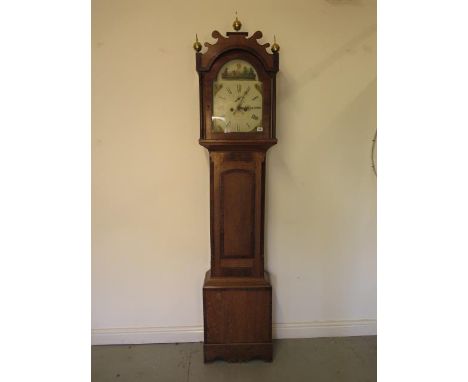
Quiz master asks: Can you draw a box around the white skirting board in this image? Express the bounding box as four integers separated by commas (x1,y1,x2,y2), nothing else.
92,319,376,345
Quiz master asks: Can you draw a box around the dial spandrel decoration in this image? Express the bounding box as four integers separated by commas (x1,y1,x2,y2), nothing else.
212,59,263,133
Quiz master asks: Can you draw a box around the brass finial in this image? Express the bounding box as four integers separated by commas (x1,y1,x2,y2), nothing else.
271,35,280,53
193,34,202,52
233,12,242,31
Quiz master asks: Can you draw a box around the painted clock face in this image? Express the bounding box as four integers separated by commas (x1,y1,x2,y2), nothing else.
212,59,263,133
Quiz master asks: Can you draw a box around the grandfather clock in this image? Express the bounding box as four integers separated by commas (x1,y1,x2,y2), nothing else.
193,15,280,362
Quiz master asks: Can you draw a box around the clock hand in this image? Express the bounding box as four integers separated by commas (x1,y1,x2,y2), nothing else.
234,88,249,103
236,88,250,109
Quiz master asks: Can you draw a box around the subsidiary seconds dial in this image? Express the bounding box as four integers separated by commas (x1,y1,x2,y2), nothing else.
212,59,263,133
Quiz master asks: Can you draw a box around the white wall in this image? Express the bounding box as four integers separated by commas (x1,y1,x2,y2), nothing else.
92,0,376,344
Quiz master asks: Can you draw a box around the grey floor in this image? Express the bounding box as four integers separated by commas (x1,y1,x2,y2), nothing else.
92,336,376,382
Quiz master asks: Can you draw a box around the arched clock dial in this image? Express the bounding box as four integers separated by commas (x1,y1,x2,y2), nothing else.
212,59,263,133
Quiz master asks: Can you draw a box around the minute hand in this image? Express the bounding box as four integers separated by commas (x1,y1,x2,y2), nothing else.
236,88,250,108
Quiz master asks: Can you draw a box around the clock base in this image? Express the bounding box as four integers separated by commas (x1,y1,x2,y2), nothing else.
203,270,273,363
204,342,272,363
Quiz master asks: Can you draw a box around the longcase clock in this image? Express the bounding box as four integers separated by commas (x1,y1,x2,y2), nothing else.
193,16,280,362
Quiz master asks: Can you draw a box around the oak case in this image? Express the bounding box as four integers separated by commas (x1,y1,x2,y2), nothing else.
195,25,279,362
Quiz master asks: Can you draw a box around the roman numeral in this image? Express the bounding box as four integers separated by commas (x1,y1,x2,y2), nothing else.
227,87,232,94
237,84,241,93
251,114,259,120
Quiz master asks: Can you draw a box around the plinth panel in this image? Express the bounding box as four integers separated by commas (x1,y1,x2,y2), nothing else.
203,271,272,362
